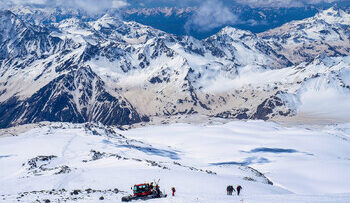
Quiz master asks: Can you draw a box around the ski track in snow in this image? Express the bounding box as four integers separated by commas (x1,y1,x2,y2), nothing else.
61,134,78,157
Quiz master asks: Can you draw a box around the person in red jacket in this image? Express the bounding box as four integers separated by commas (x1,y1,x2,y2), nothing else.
171,187,176,196
236,185,242,196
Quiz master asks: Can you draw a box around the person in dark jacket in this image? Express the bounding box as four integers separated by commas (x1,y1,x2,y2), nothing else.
236,185,242,196
226,185,234,195
155,185,160,197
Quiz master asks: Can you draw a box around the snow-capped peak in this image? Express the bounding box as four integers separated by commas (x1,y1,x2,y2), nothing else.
218,26,255,40
315,6,350,24
90,14,122,31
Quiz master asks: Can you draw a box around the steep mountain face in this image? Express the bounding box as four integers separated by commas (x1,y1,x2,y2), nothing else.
0,10,61,62
0,11,143,128
204,27,293,68
0,67,142,128
259,7,350,65
0,7,350,128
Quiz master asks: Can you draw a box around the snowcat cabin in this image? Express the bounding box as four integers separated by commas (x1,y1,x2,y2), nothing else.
133,184,152,196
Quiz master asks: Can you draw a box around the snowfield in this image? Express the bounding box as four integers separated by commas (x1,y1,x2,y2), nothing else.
1,120,350,202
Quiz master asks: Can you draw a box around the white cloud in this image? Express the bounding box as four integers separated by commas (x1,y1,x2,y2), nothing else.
237,0,339,8
0,0,129,13
112,0,129,9
185,0,238,32
0,0,49,6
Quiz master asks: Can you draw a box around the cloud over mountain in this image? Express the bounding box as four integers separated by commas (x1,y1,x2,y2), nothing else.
185,0,238,32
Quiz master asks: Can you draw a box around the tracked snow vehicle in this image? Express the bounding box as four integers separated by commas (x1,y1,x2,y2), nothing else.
121,183,167,202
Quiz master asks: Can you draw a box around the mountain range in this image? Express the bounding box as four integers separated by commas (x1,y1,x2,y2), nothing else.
0,7,350,128
8,2,350,39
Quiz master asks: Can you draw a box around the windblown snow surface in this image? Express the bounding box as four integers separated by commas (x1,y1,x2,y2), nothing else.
0,120,350,202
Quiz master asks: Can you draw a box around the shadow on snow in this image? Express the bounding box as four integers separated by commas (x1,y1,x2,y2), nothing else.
210,156,270,166
117,144,180,160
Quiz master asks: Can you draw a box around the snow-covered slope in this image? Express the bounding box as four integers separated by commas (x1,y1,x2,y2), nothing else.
203,56,350,121
0,121,350,202
205,27,292,68
259,7,350,64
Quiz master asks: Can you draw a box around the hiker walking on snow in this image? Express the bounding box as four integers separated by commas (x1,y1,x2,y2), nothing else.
236,185,242,196
171,187,176,196
155,184,160,197
226,185,234,195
